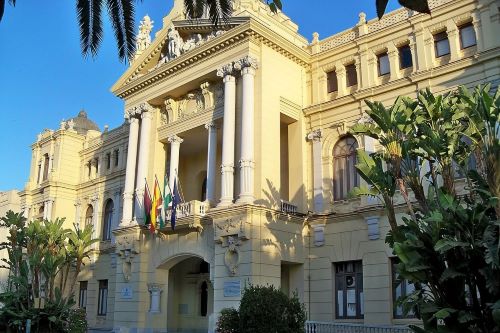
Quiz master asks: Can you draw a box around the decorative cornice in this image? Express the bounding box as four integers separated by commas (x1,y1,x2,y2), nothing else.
113,20,310,99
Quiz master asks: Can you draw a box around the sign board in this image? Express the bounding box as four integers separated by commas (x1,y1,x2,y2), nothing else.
223,280,241,297
120,285,133,299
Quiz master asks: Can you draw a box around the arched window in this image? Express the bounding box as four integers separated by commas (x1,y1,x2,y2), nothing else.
200,281,208,317
42,154,50,181
333,136,359,201
85,205,94,227
102,200,113,241
37,205,44,221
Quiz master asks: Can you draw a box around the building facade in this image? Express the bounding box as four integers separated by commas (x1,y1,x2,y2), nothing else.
18,0,500,332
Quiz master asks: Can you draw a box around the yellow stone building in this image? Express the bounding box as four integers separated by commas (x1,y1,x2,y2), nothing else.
18,0,500,332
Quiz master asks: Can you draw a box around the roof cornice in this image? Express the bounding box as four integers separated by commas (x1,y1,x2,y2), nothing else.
112,19,311,99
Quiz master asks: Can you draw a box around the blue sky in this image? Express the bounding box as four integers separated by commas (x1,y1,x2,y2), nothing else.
0,0,400,191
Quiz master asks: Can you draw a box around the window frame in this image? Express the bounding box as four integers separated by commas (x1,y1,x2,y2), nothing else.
335,261,364,319
333,136,359,201
459,23,477,49
42,154,50,181
114,149,119,167
434,31,451,58
377,52,390,76
391,258,416,319
78,281,88,309
345,64,357,87
106,153,111,170
326,70,338,93
102,200,113,241
85,205,93,227
398,44,413,69
97,279,108,316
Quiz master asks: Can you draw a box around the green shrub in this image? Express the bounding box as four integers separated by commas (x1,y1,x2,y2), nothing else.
216,308,240,333
66,308,88,333
238,285,306,333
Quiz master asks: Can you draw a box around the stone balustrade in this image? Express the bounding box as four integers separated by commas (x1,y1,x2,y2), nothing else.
305,321,413,333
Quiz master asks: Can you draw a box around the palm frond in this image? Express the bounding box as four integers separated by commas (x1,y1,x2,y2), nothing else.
120,0,136,61
76,0,91,56
89,0,104,57
184,0,205,20
106,0,126,61
0,0,5,22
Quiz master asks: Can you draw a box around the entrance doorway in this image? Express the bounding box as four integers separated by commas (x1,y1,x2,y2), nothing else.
167,257,213,333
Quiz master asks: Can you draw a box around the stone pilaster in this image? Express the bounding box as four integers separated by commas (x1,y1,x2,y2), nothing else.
307,130,323,212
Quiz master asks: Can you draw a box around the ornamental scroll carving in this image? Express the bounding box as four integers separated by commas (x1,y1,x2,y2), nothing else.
160,82,220,125
214,217,250,276
125,102,152,120
116,236,140,282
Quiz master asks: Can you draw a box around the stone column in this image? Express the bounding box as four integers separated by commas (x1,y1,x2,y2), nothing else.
388,42,400,80
46,199,54,220
74,201,81,227
112,190,121,243
148,284,163,313
121,109,141,226
423,32,435,68
168,135,183,191
359,47,370,88
235,56,258,204
355,60,362,91
472,18,484,52
205,122,218,206
307,130,323,212
133,105,153,225
336,63,347,97
413,25,429,71
216,64,236,207
409,36,418,73
446,21,460,62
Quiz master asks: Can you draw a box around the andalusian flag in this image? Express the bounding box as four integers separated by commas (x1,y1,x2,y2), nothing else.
143,180,152,227
150,177,162,233
161,174,172,228
171,179,180,230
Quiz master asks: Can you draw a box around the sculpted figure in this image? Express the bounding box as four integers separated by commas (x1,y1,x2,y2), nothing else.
167,24,182,60
135,15,154,58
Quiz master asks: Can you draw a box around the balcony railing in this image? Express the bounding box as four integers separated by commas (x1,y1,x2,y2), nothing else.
162,200,210,230
305,321,413,333
280,199,298,214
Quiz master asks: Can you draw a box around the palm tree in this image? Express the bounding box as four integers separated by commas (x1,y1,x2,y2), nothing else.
65,223,99,297
0,1,430,62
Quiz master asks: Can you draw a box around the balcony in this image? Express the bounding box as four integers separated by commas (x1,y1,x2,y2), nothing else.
280,199,298,215
161,200,210,232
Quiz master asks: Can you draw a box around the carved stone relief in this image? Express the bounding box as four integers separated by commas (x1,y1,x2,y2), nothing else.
116,235,140,282
214,217,250,276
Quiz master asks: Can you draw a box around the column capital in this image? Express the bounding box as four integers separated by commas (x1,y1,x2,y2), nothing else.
124,102,152,120
141,110,154,120
168,134,184,145
205,122,218,130
307,129,322,141
234,55,259,71
148,283,163,293
216,63,235,78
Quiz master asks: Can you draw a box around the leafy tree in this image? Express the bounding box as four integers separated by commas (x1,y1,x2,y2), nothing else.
0,211,99,332
0,0,431,62
350,85,500,332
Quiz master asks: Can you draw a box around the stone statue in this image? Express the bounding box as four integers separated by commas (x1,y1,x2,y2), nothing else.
134,15,154,59
167,24,182,60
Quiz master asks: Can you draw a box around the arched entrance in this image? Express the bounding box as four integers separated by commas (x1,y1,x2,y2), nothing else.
166,256,213,333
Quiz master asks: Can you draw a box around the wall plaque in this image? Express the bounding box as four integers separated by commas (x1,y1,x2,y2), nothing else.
120,285,133,299
223,280,241,297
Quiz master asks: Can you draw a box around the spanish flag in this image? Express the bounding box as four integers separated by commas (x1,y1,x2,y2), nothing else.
150,176,162,233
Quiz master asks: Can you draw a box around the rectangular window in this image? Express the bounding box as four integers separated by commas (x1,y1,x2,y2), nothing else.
87,162,91,178
114,150,119,167
106,153,111,169
398,44,413,69
95,158,99,175
97,279,108,316
345,64,357,87
79,281,88,309
327,71,338,93
42,154,50,181
434,31,450,57
459,23,477,49
377,53,390,76
335,261,364,319
392,259,415,319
